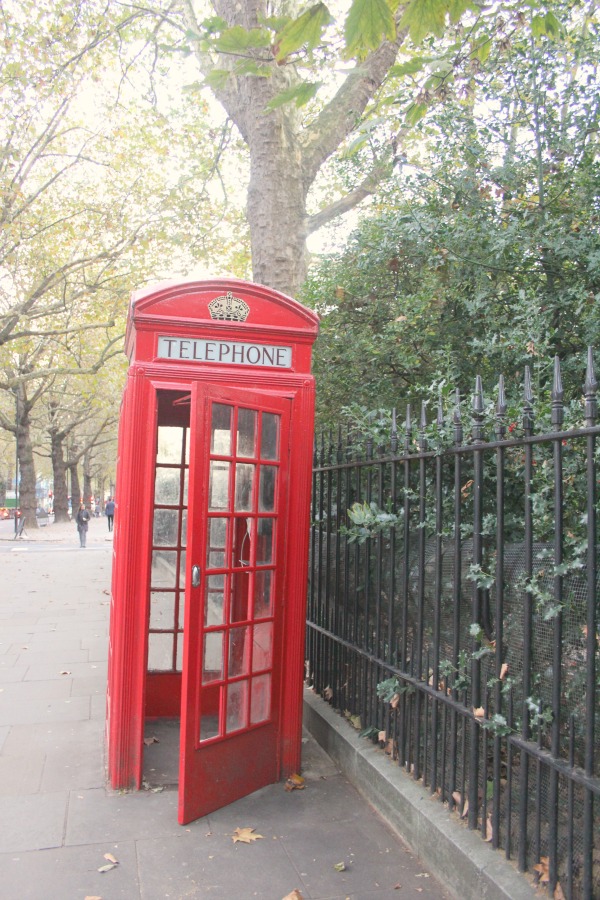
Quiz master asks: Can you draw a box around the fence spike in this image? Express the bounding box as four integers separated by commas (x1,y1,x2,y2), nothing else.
453,388,463,445
472,376,485,442
523,365,534,436
495,375,507,440
391,407,398,453
419,400,428,451
346,424,354,461
584,347,598,427
404,404,412,451
551,356,564,429
437,393,444,429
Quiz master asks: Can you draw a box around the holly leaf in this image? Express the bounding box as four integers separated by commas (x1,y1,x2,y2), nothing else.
231,826,264,843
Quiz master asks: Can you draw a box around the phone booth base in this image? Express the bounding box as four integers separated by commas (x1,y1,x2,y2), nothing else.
106,279,318,824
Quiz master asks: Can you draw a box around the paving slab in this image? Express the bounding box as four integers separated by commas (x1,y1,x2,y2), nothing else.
0,522,453,900
0,840,140,900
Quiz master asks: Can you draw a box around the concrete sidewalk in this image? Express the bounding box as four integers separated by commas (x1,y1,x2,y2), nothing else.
0,520,451,900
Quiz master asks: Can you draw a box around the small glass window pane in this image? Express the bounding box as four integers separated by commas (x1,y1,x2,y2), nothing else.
229,626,250,677
237,408,257,457
257,519,274,565
209,461,230,510
211,404,232,454
251,674,271,725
252,622,273,672
179,550,186,588
184,428,190,465
200,684,220,741
151,550,178,588
154,468,180,505
260,414,279,460
202,631,224,683
258,466,276,512
157,426,184,464
205,574,225,626
181,510,188,547
177,594,185,629
226,680,248,733
207,517,228,568
150,592,175,629
148,633,174,671
183,469,189,504
230,570,250,623
153,509,179,546
235,463,255,512
175,636,183,672
253,570,273,619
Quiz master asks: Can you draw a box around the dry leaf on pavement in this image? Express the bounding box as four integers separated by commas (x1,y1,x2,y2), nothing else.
231,826,264,844
281,891,303,900
285,773,305,791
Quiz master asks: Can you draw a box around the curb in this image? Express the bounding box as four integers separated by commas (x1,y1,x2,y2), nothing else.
303,689,539,900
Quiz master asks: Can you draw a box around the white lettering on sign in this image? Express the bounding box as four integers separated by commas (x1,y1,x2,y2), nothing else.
157,336,292,368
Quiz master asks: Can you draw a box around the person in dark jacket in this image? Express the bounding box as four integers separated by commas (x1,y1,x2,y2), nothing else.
76,503,91,548
105,497,115,532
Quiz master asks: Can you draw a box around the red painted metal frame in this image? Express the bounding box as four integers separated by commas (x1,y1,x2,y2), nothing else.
106,279,318,804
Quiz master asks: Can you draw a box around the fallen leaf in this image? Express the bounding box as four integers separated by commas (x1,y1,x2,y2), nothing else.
143,736,159,746
390,692,400,709
282,891,304,900
59,670,71,675
323,686,333,701
333,861,346,872
285,773,305,791
232,827,264,844
104,853,118,864
415,873,430,878
473,707,485,718
378,730,387,743
394,884,402,890
554,883,566,900
499,662,509,680
533,857,550,884
98,863,117,873
85,896,102,899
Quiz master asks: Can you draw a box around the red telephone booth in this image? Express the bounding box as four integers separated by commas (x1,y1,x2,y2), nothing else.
106,278,318,824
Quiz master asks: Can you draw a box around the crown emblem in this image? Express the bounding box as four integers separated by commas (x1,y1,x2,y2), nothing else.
208,292,250,322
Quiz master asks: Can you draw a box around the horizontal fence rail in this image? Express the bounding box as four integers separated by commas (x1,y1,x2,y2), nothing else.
306,352,599,899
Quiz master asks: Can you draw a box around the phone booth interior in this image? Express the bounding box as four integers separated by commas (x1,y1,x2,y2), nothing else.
106,279,318,824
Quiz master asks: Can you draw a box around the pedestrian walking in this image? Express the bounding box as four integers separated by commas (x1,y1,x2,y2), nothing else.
105,497,115,532
76,502,91,548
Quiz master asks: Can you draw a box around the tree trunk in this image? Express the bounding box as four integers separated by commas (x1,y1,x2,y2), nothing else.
83,449,93,508
69,462,81,512
51,429,70,523
16,387,38,530
182,0,404,298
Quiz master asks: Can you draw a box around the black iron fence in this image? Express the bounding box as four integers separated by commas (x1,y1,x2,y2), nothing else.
306,352,599,899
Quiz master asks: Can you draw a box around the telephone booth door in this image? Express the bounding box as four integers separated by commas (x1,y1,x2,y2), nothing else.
177,382,290,824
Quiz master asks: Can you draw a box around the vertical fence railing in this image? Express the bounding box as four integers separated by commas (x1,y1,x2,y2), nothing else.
306,351,600,899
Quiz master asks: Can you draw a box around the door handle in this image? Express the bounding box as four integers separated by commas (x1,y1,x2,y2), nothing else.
191,565,201,588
